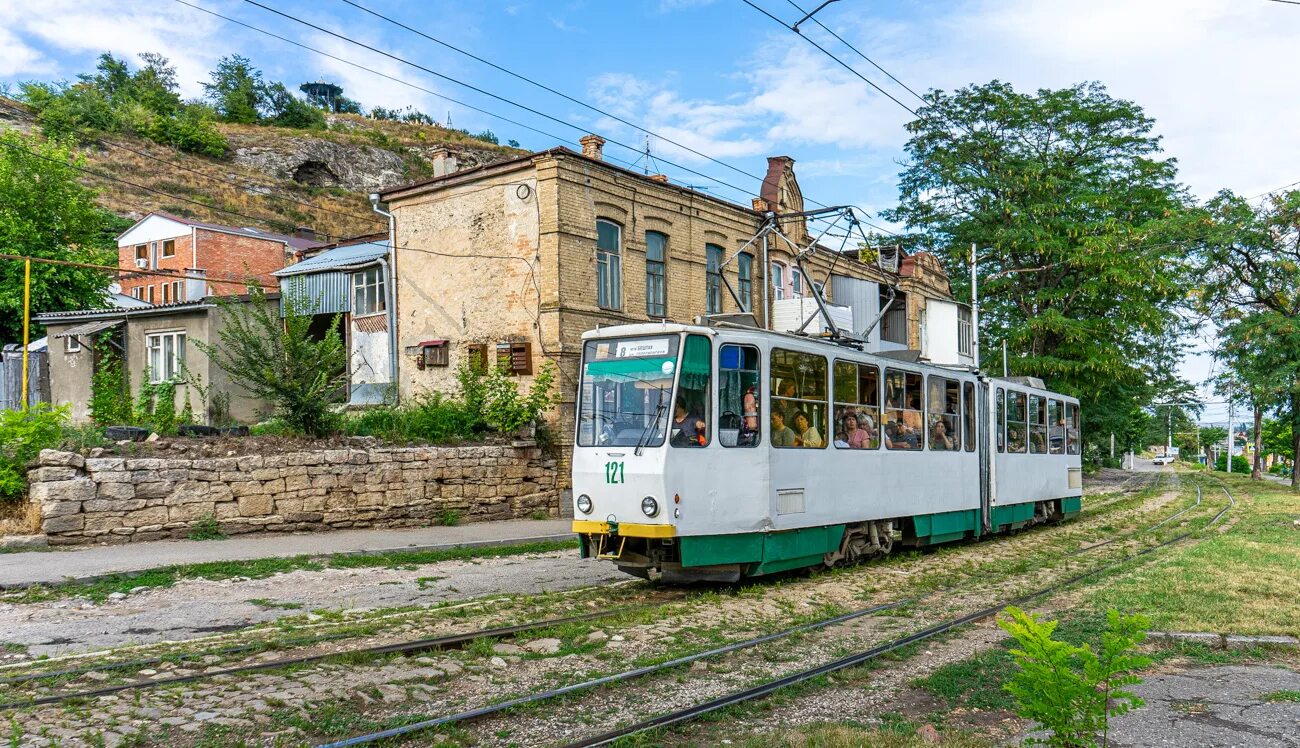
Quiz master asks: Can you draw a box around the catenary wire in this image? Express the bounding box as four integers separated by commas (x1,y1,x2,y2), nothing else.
168,0,649,179
785,0,929,106
175,0,900,239
239,0,774,204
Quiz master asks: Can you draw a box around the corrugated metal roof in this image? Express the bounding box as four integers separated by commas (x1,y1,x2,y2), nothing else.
273,240,389,277
53,319,123,338
149,211,322,250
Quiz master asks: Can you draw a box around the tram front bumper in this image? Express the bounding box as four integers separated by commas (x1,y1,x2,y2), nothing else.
571,520,676,538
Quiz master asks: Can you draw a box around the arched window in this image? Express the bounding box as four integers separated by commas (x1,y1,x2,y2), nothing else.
596,219,622,310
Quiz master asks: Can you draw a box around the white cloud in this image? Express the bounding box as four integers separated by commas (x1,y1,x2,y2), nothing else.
304,32,444,116
1,0,224,98
0,25,52,78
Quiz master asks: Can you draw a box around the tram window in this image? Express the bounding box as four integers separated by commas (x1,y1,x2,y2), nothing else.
770,348,827,449
1048,399,1065,454
927,376,960,451
577,335,680,447
833,360,881,449
719,344,761,448
671,334,712,448
996,388,1006,453
1006,391,1027,453
1066,403,1080,455
1029,395,1048,454
884,369,924,450
963,382,976,452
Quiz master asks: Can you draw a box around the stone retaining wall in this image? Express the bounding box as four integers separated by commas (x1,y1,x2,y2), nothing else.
27,445,558,545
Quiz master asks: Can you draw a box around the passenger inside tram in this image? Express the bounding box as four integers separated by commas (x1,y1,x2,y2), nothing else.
837,413,870,449
770,409,797,447
930,418,954,450
792,411,823,448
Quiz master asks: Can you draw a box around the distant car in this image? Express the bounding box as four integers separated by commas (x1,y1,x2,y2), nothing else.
1152,454,1175,465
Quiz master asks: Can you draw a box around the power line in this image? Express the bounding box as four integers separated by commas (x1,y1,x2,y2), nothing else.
784,0,929,107
1263,0,1300,6
739,0,920,118
339,0,776,190
0,100,383,229
169,2,672,187
0,252,276,290
239,0,770,204
177,0,899,238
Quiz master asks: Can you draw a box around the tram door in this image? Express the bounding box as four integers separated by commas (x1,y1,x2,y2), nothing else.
977,380,992,534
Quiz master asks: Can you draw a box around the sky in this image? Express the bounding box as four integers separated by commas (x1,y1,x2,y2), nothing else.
3,0,1299,422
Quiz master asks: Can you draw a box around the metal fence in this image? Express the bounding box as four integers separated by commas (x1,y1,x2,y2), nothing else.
0,344,49,411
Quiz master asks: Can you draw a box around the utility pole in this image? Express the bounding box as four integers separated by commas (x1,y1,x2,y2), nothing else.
1226,402,1234,474
970,243,980,371
1110,432,1115,459
1166,406,1172,453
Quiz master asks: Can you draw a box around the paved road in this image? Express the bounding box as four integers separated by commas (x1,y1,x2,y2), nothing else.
0,519,574,588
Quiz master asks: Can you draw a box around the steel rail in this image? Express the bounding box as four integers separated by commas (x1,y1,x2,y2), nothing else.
1064,473,1192,556
0,608,632,711
564,482,1236,747
313,599,912,748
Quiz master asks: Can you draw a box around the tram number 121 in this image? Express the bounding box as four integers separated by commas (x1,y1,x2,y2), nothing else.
604,461,625,484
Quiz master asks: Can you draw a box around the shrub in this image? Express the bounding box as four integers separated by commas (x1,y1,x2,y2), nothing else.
344,393,483,444
998,606,1150,748
481,363,556,433
0,404,69,501
1213,454,1250,473
194,284,346,437
149,107,228,157
88,336,131,426
187,512,226,541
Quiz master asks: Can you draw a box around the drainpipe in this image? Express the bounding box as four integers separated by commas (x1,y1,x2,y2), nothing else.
369,193,399,405
761,214,772,329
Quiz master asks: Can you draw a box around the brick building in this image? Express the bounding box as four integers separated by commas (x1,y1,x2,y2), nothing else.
377,138,965,471
115,212,319,304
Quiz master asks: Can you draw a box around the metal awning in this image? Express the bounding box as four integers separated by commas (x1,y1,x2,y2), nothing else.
52,319,122,339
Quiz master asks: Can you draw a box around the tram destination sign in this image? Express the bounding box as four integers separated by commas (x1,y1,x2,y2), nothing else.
613,337,671,358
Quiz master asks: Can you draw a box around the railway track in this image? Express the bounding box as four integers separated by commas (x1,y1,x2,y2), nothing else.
312,475,1231,748
564,477,1236,747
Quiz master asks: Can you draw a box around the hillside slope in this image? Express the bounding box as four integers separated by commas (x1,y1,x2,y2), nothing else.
0,97,519,241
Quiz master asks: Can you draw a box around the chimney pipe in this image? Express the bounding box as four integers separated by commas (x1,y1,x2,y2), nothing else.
648,174,669,183
579,134,606,161
294,226,317,241
430,147,458,177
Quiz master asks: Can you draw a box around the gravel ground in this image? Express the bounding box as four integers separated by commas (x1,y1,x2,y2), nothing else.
0,550,624,656
0,475,1196,747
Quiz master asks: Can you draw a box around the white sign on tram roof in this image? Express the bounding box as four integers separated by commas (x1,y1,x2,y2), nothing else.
616,338,671,358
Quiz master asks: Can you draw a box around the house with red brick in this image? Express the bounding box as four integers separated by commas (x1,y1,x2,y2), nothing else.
114,212,320,304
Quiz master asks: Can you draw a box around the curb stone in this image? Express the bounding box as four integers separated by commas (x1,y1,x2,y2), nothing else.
1148,631,1300,650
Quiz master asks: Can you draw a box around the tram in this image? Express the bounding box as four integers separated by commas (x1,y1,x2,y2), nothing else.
571,321,1083,582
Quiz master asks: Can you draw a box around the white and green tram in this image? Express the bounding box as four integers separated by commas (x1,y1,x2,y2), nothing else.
572,322,1083,582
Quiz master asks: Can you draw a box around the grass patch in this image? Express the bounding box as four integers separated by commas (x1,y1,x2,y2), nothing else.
1083,474,1300,635
245,599,304,610
1,539,577,603
737,722,993,748
186,513,227,541
1261,689,1300,703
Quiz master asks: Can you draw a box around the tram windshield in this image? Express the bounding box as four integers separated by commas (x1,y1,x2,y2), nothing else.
578,335,681,447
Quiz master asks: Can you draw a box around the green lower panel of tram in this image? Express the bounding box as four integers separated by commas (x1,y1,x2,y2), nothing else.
913,509,978,544
680,524,845,575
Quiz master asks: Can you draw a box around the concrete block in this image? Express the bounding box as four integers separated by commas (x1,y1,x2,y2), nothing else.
1226,634,1300,649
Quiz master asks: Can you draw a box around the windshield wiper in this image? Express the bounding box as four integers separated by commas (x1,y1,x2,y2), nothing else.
634,394,668,456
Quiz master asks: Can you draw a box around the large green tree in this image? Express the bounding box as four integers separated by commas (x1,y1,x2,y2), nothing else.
883,81,1194,454
0,130,124,342
1191,189,1300,486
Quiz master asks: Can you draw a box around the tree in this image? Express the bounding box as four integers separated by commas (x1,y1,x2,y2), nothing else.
264,83,325,130
202,55,265,124
193,283,346,436
883,81,1194,456
0,130,124,342
1191,189,1300,487
1199,426,1227,465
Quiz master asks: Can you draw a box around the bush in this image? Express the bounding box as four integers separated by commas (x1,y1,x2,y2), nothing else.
1213,454,1250,473
194,284,347,437
481,364,556,433
999,606,1150,748
0,404,69,501
344,393,483,444
149,107,228,157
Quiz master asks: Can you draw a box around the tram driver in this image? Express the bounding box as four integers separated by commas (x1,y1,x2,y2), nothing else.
670,397,707,447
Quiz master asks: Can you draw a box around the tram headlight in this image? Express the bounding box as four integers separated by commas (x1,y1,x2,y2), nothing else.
577,494,593,514
641,496,659,518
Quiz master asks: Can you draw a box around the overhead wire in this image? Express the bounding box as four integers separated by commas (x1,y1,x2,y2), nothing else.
177,0,900,239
